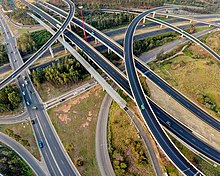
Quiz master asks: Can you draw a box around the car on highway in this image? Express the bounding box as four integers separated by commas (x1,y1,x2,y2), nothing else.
59,98,65,102
32,106,37,110
14,59,17,62
91,31,95,35
11,73,16,78
25,80,28,85
14,46,16,49
141,104,145,110
26,101,30,106
38,141,43,148
22,83,25,87
166,121,171,126
31,120,35,124
23,76,27,80
22,91,25,96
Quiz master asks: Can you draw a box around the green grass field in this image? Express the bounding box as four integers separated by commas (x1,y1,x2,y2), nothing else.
0,122,40,160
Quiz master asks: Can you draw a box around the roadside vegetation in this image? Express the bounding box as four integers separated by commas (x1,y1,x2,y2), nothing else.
0,85,22,114
74,0,163,8
0,122,40,160
168,134,220,175
48,86,104,175
134,32,179,56
108,101,155,176
17,30,52,56
0,142,34,176
1,0,12,11
6,9,36,25
31,55,89,88
148,31,220,120
84,12,135,31
0,44,9,66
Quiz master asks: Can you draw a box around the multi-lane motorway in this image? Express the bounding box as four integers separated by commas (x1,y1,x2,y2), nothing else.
0,1,81,175
1,0,220,175
29,1,220,167
39,1,220,133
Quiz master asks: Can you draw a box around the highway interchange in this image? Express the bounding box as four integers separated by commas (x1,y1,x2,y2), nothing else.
38,1,220,134
0,0,220,175
35,0,220,163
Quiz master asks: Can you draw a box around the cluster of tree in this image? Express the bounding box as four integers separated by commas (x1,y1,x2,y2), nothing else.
31,56,88,88
49,0,68,8
112,150,128,176
131,140,148,167
17,32,35,55
133,32,178,56
140,76,151,97
6,9,36,25
5,129,30,147
17,30,51,55
1,0,12,11
30,30,52,50
181,6,216,14
187,24,196,34
0,44,9,66
86,12,135,30
0,85,21,113
0,142,32,176
74,0,163,8
74,158,84,167
197,94,219,114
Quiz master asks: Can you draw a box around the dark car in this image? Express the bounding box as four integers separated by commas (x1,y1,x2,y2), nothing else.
31,120,35,124
38,141,43,148
59,98,65,102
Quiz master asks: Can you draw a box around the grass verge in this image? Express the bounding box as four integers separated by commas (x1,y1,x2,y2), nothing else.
47,86,105,175
0,122,40,160
169,133,220,176
108,101,155,176
0,141,34,175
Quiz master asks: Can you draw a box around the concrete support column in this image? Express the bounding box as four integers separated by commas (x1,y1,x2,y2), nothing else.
95,38,99,44
143,17,146,23
209,24,211,27
49,46,54,58
91,74,93,78
181,33,184,37
69,24,71,30
107,48,111,54
189,20,192,23
166,15,169,18
152,12,155,18
160,24,163,28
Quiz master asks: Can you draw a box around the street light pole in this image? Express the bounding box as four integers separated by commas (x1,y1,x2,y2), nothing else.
78,5,87,42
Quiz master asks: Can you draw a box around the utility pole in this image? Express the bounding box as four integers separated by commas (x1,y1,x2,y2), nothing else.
78,6,87,42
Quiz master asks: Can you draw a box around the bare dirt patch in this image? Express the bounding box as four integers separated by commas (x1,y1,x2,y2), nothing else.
48,86,105,176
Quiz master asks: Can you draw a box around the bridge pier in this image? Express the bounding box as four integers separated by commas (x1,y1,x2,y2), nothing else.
49,46,54,58
160,24,163,28
68,24,71,30
209,24,211,27
166,15,169,18
107,48,111,54
181,33,184,37
189,20,192,23
95,38,99,44
152,12,156,18
143,17,146,23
